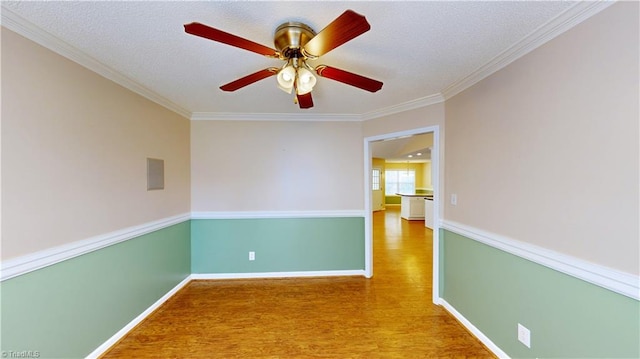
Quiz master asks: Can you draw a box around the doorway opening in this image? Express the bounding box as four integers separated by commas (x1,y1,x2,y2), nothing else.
363,126,440,304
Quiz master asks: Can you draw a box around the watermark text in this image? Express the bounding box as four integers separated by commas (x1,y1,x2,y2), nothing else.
1,351,41,358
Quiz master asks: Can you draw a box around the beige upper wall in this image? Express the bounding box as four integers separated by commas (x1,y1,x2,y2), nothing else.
1,28,191,260
191,120,363,212
444,2,639,274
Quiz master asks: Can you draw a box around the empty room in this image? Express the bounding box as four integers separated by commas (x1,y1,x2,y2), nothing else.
1,1,638,358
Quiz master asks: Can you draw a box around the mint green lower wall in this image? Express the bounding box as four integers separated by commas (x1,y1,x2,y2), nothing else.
0,217,363,357
11,220,635,358
191,217,365,273
441,229,640,358
0,222,191,358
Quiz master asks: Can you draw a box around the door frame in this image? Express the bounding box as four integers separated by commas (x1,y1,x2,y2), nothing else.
363,125,441,304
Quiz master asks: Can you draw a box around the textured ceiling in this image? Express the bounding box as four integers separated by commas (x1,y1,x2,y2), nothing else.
2,1,578,117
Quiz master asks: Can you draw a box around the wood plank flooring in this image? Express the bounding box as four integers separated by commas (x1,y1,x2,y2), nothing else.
101,207,494,358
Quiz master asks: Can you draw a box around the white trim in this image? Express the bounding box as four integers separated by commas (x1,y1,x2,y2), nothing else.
86,270,365,356
430,127,441,305
441,1,615,100
191,270,366,280
190,94,445,122
363,139,373,278
1,213,191,281
441,220,640,301
191,210,365,220
0,211,363,282
0,7,191,119
439,299,510,359
85,276,192,359
360,94,445,121
1,2,612,123
190,112,362,122
363,126,442,298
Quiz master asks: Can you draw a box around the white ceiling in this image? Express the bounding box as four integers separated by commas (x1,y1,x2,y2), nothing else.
2,1,581,118
371,133,432,162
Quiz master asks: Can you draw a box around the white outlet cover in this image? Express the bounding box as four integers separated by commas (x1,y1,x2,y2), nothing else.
518,323,531,348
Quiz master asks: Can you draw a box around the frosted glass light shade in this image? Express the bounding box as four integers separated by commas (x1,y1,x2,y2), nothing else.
296,67,317,95
277,66,296,94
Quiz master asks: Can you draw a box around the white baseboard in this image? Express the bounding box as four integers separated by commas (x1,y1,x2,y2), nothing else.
85,270,365,357
85,275,192,359
439,298,510,359
191,269,366,280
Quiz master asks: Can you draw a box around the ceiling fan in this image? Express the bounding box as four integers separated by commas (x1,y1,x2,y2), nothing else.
184,10,383,109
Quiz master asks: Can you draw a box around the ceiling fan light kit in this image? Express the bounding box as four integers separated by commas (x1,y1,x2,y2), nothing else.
276,64,296,94
184,10,383,109
276,58,317,95
295,66,317,95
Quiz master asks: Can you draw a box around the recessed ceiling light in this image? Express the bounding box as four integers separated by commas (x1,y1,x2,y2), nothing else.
417,153,422,156
408,155,413,158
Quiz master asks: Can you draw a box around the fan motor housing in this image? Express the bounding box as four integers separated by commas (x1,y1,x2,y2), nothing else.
274,22,316,59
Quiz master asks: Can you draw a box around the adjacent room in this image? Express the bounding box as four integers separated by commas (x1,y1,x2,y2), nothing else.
1,1,638,358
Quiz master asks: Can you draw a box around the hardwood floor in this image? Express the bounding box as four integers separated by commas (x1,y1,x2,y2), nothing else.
101,207,494,358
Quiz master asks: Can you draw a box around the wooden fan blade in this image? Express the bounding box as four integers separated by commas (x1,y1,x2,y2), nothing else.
297,92,314,109
220,68,279,92
316,65,383,93
303,10,371,57
184,22,279,57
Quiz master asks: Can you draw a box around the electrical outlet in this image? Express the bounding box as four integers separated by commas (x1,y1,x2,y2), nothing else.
518,323,531,348
249,251,255,261
450,193,458,206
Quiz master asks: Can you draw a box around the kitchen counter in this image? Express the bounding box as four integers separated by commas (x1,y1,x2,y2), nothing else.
398,194,429,220
398,193,433,201
396,193,432,198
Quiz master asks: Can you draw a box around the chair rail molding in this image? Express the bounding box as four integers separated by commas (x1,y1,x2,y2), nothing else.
441,220,639,301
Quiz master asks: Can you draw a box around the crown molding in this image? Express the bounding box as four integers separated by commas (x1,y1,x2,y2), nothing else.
2,1,614,122
190,111,362,122
191,93,446,122
361,94,445,121
441,0,616,100
1,6,192,119
189,0,613,122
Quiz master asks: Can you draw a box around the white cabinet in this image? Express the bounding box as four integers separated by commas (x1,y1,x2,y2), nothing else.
400,196,426,220
424,199,434,229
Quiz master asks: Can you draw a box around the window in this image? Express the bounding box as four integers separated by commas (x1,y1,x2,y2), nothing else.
385,170,415,195
372,169,381,191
